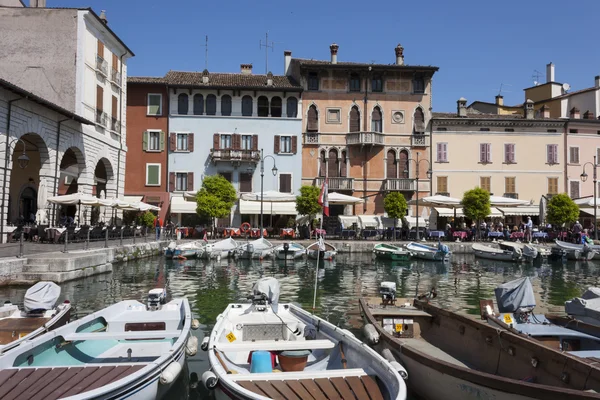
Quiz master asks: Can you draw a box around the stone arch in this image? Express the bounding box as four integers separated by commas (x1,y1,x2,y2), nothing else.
371,104,383,133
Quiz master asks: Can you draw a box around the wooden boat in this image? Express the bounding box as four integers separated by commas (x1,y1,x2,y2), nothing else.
201,278,407,399
0,282,71,355
164,240,204,259
0,288,197,400
498,241,540,262
306,240,337,260
554,239,597,261
201,237,238,259
405,242,450,262
360,281,600,400
472,242,522,262
235,238,274,260
274,242,306,261
373,243,411,261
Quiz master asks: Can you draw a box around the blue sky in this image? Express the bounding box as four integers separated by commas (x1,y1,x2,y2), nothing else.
56,0,600,111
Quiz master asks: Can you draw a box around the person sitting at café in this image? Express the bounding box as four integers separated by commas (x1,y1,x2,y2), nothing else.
66,215,74,226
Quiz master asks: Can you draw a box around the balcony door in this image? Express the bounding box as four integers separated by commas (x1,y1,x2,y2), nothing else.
387,150,397,179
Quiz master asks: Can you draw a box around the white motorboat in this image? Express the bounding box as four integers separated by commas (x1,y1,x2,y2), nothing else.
472,243,522,262
0,288,197,400
0,282,71,355
554,239,597,261
274,242,306,260
497,241,540,262
306,240,337,260
405,242,451,262
164,240,205,259
565,287,600,326
201,237,238,259
235,238,274,260
201,277,407,399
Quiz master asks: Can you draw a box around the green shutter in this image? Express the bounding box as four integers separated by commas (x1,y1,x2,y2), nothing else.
160,131,165,151
142,131,148,151
147,165,159,185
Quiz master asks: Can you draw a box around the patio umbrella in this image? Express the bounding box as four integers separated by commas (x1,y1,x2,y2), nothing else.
327,192,364,205
409,194,462,229
48,192,111,225
36,177,48,224
126,201,160,212
489,195,530,207
539,196,547,225
240,190,297,202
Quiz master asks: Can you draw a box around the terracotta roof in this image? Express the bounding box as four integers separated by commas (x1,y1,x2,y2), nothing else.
293,58,439,71
432,111,561,121
164,71,302,90
127,76,166,84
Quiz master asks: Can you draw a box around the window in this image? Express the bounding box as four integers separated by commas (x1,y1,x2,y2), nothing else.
480,177,491,193
177,133,188,151
399,150,409,178
371,106,382,132
206,94,217,115
178,93,188,115
193,94,203,115
220,172,232,182
349,74,361,92
414,108,425,133
328,149,339,177
413,76,425,94
548,177,558,195
570,181,580,199
436,142,448,162
241,95,253,116
147,94,162,116
547,129,557,133
271,96,282,117
504,143,516,164
280,136,292,153
386,150,397,179
221,95,232,116
307,105,318,132
569,146,580,164
286,97,298,118
175,173,188,191
146,131,161,151
480,143,491,163
372,75,383,92
257,96,269,117
505,177,516,194
349,106,360,132
327,108,341,124
480,128,490,132
319,151,326,177
240,172,252,193
547,144,558,164
146,164,161,186
279,174,292,193
437,176,448,193
308,72,319,91
220,134,232,149
241,135,253,150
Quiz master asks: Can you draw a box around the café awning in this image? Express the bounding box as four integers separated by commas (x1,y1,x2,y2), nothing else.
238,199,297,215
170,196,197,214
497,206,540,217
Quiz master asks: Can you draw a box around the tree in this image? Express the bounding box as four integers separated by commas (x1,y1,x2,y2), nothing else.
462,187,491,240
295,185,321,220
384,192,407,241
546,193,579,229
196,175,236,231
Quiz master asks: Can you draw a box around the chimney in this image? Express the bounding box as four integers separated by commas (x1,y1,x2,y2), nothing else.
202,69,209,84
595,75,600,88
570,107,580,119
584,110,594,120
29,0,46,7
99,10,108,24
284,50,292,76
495,95,504,106
540,104,550,119
546,62,555,83
240,64,252,75
266,71,273,87
457,97,467,117
525,99,534,119
329,43,339,64
395,44,404,66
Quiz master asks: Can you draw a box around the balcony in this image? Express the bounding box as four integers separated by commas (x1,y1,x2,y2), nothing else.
411,134,429,147
315,177,354,191
346,131,384,147
95,109,107,127
210,149,260,164
503,193,519,199
96,55,108,76
111,118,121,133
384,178,416,192
304,133,319,145
111,68,122,86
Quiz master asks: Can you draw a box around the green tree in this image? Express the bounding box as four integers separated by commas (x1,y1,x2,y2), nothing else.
137,211,156,228
295,185,322,219
546,193,579,229
196,175,236,231
384,192,407,240
462,187,491,240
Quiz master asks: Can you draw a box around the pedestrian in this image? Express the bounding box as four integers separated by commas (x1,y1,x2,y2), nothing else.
525,216,533,243
154,216,162,241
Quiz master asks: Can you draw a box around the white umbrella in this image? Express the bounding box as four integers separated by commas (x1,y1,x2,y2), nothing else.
108,198,132,209
489,195,530,207
125,201,160,212
48,192,107,206
327,192,364,205
539,196,548,225
240,190,297,202
574,197,600,207
408,194,461,207
36,177,48,224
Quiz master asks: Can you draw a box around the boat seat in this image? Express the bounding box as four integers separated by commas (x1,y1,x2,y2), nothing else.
215,339,335,352
229,367,366,381
61,330,182,341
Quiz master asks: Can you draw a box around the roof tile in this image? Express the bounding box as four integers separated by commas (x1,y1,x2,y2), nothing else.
163,71,301,89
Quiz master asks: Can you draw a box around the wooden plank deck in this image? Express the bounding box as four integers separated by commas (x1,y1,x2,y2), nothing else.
0,365,144,400
237,375,384,399
0,317,50,345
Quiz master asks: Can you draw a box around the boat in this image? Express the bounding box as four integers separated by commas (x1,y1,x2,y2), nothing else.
164,240,205,259
306,240,337,260
201,237,238,259
564,287,600,326
472,242,521,262
201,277,407,399
0,288,197,399
0,282,71,355
360,281,600,400
373,243,411,261
235,238,274,260
498,241,540,262
405,242,450,262
554,239,597,261
274,242,306,260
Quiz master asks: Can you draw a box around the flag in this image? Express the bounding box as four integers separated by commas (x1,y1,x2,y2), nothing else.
203,231,208,242
318,179,329,217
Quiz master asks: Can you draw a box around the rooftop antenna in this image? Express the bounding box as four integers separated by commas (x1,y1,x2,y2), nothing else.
497,83,512,96
259,32,281,74
532,70,543,86
200,35,208,70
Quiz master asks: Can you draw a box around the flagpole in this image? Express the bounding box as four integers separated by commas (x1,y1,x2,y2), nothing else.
313,178,327,310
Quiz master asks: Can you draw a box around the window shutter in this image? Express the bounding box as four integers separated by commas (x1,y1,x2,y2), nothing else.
112,96,118,120
480,144,486,162
142,131,148,151
442,143,447,162
188,134,194,152
252,134,258,150
510,144,515,163
349,107,360,132
232,134,240,150
213,133,220,150
169,172,175,192
436,143,442,162
96,85,103,111
292,136,298,154
169,132,176,151
274,135,280,154
97,40,104,58
553,145,558,163
112,53,118,70
307,106,318,132
340,153,347,177
159,131,165,151
570,181,580,199
414,108,425,133
486,144,491,163
187,172,194,192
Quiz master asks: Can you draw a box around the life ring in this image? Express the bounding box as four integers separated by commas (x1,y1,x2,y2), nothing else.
240,222,251,233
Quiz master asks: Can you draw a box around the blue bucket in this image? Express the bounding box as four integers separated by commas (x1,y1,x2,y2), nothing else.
250,351,273,373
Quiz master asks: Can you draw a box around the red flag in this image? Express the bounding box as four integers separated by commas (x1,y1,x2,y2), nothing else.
318,179,329,217
203,231,208,242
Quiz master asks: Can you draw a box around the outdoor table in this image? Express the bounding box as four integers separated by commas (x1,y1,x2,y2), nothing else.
533,232,548,239
341,229,356,239
488,231,504,239
510,232,525,240
453,231,468,240
250,228,268,238
429,231,445,240
45,227,66,243
313,228,326,239
280,228,295,239
5,226,16,241
362,229,379,239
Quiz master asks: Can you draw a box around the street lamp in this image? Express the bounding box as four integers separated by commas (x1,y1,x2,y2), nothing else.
580,155,598,240
259,148,278,238
404,152,432,241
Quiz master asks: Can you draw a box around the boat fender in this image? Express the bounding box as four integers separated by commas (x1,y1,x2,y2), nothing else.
186,335,199,356
363,324,380,345
160,362,182,385
201,336,210,351
381,348,396,363
202,370,218,390
191,319,200,330
390,361,408,380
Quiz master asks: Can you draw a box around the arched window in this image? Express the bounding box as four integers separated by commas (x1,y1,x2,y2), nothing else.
241,95,253,116
286,97,298,118
414,108,425,133
221,95,232,116
371,106,382,132
271,96,282,118
328,149,339,178
178,93,188,115
399,150,409,178
206,94,217,115
193,94,203,115
257,96,269,117
340,151,347,177
349,73,361,92
349,106,360,132
387,150,397,179
307,105,318,132
319,151,326,177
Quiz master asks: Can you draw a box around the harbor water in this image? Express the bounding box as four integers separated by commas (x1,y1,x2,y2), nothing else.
0,253,597,399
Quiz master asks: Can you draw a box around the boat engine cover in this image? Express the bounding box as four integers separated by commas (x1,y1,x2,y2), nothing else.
250,277,280,313
494,277,536,313
24,281,60,312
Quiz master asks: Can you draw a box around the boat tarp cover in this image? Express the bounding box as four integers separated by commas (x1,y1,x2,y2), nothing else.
252,277,280,313
494,277,536,313
582,288,600,300
565,297,600,321
24,281,60,312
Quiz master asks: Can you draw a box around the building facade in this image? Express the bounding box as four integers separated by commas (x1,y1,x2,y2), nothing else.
289,44,438,218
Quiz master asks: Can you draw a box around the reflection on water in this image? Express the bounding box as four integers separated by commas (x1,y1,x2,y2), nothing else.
1,253,600,398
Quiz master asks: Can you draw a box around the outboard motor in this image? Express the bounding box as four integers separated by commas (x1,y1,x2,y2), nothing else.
147,288,167,311
380,282,397,305
247,277,281,313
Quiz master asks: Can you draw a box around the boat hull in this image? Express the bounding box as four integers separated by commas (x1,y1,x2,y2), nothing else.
405,243,450,262
374,250,411,261
307,249,336,260
274,250,304,260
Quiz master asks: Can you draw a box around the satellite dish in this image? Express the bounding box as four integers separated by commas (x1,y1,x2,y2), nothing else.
533,81,538,86
563,83,571,92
